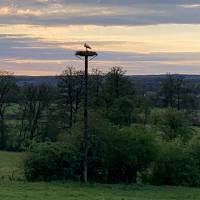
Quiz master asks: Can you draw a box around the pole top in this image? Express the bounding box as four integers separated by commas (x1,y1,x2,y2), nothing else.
75,51,98,57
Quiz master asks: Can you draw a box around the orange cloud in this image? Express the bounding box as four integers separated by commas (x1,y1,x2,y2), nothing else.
0,6,11,15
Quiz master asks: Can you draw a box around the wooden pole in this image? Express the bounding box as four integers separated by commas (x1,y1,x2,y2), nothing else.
75,50,97,184
83,55,88,183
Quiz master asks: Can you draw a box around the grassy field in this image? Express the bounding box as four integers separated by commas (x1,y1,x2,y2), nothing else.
0,151,200,200
1,182,200,200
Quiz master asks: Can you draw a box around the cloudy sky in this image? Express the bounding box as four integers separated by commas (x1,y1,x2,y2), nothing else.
0,0,200,75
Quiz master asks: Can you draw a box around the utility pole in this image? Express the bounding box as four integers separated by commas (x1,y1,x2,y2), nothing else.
75,44,97,183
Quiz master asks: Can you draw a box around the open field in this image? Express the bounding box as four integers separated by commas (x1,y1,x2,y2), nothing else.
0,151,200,200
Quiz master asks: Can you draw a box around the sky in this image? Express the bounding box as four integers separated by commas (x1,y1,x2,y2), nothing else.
0,0,200,75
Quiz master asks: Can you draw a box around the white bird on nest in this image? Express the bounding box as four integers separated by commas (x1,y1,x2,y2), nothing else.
84,43,92,51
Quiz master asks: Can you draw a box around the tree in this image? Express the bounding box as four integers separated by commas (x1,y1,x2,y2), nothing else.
19,83,52,140
0,71,16,149
89,68,104,107
57,67,84,129
102,67,135,125
160,74,190,110
137,92,156,125
103,67,134,108
107,97,134,126
158,108,192,141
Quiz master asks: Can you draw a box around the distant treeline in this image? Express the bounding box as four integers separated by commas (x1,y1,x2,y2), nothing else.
15,74,200,93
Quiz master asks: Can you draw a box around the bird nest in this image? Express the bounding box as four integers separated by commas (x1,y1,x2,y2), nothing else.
75,51,98,57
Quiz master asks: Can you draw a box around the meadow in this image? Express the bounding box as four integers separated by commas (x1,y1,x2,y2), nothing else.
0,151,200,200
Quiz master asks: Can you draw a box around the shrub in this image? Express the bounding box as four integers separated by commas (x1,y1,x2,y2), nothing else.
105,127,158,183
151,139,200,186
23,114,158,184
186,134,200,186
23,142,81,181
152,140,187,185
86,113,158,183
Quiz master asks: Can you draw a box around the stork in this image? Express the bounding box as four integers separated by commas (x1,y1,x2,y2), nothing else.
84,43,92,51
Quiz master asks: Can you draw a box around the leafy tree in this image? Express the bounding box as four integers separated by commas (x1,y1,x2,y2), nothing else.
88,68,104,107
57,67,84,129
102,67,135,126
160,74,184,109
137,92,156,125
107,97,134,126
158,108,192,141
19,83,52,140
0,71,16,149
102,67,134,109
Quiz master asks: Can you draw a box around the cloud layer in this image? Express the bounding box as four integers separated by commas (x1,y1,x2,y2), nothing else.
0,0,200,26
0,0,200,75
1,34,200,75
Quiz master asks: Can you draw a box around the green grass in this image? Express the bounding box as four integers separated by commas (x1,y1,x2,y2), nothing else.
0,182,200,200
0,151,24,180
0,151,200,200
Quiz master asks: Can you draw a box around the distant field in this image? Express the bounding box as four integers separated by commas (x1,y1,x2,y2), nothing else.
0,151,200,200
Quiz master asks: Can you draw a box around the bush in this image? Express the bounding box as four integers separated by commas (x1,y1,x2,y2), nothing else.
151,140,188,185
104,127,158,183
24,123,200,186
23,142,81,181
24,111,159,184
151,138,200,187
84,112,158,183
186,134,200,186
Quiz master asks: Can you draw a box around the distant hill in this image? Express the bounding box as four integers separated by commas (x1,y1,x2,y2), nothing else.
15,75,200,91
15,76,57,86
128,74,200,94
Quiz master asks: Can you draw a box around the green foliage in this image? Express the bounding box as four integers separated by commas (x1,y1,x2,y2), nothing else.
23,113,158,184
1,69,200,187
186,135,200,186
85,113,158,183
2,151,200,199
151,140,190,186
105,127,158,183
5,134,24,151
57,67,84,129
102,67,135,109
107,97,134,126
152,108,193,141
0,71,17,149
19,83,52,140
23,142,81,181
159,74,199,111
151,137,200,187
